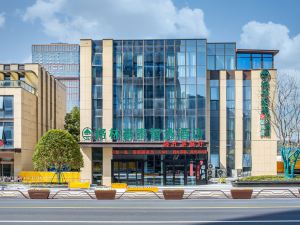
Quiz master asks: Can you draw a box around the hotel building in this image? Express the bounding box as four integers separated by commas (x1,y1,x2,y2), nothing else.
79,39,278,186
0,64,66,177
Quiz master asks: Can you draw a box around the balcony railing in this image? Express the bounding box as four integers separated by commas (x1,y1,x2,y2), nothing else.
0,81,36,94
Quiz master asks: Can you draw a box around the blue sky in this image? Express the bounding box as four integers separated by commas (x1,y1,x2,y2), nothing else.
0,0,300,70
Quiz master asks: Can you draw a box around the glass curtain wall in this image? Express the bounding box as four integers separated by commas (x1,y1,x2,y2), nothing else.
207,43,236,70
92,41,103,130
243,71,252,172
226,71,235,176
209,71,220,168
112,39,207,140
237,53,274,70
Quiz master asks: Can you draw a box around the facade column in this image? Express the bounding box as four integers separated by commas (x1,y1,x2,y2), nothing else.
219,71,227,170
81,148,92,183
206,75,211,162
102,39,113,185
79,39,92,182
251,70,277,175
102,147,112,186
235,71,243,171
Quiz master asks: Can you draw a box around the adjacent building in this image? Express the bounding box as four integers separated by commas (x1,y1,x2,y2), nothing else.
79,39,278,186
32,43,80,112
0,64,66,177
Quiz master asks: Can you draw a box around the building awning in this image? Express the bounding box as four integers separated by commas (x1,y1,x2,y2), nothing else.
236,49,279,55
79,141,208,150
0,148,21,153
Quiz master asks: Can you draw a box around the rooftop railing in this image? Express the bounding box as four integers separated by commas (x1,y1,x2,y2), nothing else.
0,80,36,95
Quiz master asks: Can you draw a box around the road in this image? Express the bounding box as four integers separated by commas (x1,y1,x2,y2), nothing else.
0,199,300,224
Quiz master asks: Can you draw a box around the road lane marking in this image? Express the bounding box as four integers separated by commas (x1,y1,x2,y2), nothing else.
0,220,300,223
0,206,300,209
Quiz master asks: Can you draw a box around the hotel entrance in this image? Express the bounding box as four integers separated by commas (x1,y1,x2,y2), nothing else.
112,151,208,186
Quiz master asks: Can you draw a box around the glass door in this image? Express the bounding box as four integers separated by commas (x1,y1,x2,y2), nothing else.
164,160,186,185
112,160,144,185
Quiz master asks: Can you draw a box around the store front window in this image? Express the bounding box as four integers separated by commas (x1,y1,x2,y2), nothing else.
112,152,207,186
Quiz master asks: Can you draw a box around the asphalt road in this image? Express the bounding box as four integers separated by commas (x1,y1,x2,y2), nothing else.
0,199,300,225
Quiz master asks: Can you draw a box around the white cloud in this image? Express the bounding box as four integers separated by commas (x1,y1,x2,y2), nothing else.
0,12,5,28
22,0,209,41
240,21,300,70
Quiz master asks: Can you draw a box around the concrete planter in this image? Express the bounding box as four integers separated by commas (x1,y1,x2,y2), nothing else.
28,189,50,199
231,189,253,199
95,190,116,200
163,190,184,200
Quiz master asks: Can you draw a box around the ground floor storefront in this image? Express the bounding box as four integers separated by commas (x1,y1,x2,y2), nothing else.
112,154,208,186
81,141,208,186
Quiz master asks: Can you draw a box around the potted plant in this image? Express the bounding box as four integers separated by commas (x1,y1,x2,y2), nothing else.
230,189,253,199
94,189,117,200
28,189,50,199
162,190,184,200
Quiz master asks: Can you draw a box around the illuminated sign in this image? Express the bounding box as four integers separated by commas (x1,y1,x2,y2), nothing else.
82,127,204,142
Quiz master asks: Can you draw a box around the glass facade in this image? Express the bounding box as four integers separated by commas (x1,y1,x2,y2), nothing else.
209,71,220,168
226,72,235,176
112,39,206,141
92,148,103,184
243,71,252,171
237,53,274,70
86,39,279,182
0,96,14,148
32,44,80,112
207,43,236,70
92,41,103,130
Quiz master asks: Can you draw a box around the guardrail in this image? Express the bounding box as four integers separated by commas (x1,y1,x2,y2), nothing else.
51,190,95,199
117,190,162,199
253,188,299,198
0,188,299,199
185,189,231,199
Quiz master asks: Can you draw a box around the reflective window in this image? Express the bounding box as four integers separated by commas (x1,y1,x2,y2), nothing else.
263,54,273,69
0,96,13,118
226,75,235,176
0,122,14,148
237,53,251,69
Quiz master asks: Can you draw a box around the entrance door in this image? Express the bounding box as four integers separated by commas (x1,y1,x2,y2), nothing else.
187,160,207,185
112,160,144,185
0,164,13,177
164,160,186,185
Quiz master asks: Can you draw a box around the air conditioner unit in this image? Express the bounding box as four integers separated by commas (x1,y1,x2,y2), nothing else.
217,169,227,178
208,163,214,170
207,169,216,179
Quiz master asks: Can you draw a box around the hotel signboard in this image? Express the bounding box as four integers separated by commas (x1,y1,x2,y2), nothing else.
82,127,204,142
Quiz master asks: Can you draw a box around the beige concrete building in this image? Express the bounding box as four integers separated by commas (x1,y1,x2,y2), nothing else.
0,63,66,177
79,39,278,186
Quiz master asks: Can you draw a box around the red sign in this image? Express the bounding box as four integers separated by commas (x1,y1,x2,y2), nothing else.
113,149,208,155
0,140,4,147
162,140,205,148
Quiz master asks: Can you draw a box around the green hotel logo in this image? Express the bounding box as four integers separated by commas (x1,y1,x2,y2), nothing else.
82,127,93,140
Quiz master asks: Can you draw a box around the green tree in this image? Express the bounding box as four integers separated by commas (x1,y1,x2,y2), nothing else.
64,106,80,142
33,129,83,183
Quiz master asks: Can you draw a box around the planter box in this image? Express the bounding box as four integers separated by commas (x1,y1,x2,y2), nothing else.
95,190,116,200
231,189,253,199
28,190,50,199
163,190,184,200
